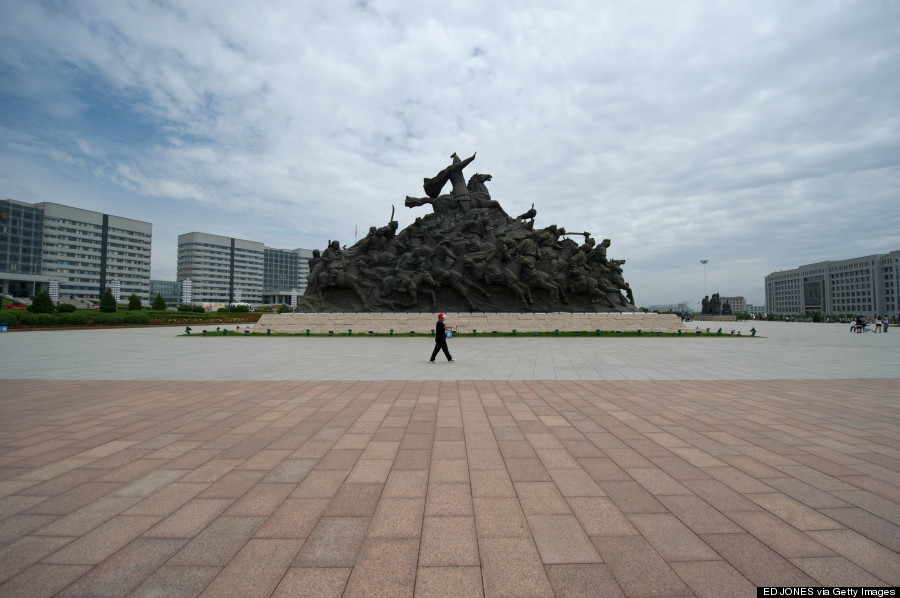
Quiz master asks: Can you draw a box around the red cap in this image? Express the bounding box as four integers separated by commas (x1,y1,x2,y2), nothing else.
438,313,445,318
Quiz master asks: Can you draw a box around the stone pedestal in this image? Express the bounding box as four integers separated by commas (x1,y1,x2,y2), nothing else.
254,312,686,334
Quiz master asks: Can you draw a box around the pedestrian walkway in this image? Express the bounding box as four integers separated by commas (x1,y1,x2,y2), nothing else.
0,321,898,596
1,320,897,381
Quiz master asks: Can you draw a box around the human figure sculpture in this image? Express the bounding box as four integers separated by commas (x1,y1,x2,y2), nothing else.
423,152,477,199
302,152,636,313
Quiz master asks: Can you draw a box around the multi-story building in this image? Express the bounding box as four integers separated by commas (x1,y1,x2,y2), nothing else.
177,233,264,305
646,302,692,314
149,280,181,307
263,247,314,305
747,304,766,317
177,233,314,307
1,199,152,302
719,296,747,314
765,251,900,320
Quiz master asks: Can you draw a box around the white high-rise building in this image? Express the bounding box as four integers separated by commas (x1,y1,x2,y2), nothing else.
765,251,900,319
177,232,265,305
0,199,152,302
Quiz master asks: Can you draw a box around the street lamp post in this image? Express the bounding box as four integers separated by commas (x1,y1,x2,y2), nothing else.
700,260,709,298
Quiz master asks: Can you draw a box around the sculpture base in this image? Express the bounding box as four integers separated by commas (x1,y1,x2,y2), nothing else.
254,312,686,335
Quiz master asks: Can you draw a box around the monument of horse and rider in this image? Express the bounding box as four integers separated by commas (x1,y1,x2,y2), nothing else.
300,152,636,314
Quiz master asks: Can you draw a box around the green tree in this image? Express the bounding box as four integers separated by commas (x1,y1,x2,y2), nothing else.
128,294,142,310
99,289,118,313
28,291,55,313
151,293,167,311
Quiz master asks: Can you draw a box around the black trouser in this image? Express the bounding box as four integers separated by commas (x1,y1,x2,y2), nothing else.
431,336,452,361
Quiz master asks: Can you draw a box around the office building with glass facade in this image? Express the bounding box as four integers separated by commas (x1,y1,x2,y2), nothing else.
263,247,313,305
1,199,152,302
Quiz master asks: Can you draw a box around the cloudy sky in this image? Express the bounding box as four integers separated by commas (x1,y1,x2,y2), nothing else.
2,0,898,308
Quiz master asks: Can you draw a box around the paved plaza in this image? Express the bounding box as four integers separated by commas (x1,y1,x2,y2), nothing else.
0,321,898,596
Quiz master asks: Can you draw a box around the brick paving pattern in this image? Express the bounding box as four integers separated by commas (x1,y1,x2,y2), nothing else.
1,377,899,596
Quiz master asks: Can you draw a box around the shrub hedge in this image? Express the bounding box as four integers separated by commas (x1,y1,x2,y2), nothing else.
20,313,60,326
123,311,150,324
0,309,20,326
92,313,124,326
58,313,89,326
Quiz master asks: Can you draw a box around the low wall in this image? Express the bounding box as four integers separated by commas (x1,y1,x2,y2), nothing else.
693,315,738,321
254,312,687,334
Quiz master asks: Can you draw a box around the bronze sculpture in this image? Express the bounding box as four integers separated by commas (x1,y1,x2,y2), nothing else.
299,153,636,313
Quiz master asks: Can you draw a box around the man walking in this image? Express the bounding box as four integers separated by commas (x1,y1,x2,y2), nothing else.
430,313,455,363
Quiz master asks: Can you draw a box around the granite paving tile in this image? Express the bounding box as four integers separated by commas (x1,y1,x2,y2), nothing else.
129,565,221,598
808,529,900,585
545,563,624,598
295,516,370,567
0,513,57,548
577,457,632,482
42,514,160,565
592,534,691,596
262,458,316,483
195,469,266,499
504,457,552,482
123,481,208,516
199,538,303,598
726,509,836,558
429,458,469,483
414,566,484,598
55,537,186,598
271,567,351,598
420,516,479,566
567,496,638,537
392,449,432,470
599,480,668,513
657,494,744,535
479,536,554,598
514,481,571,515
291,469,350,498
324,483,383,517
21,481,123,516
763,476,854,509
817,506,900,552
669,560,756,598
627,513,719,561
0,563,92,598
547,467,605,497
789,556,887,586
367,496,425,538
221,482,294,517
527,514,601,564
425,482,473,516
178,458,242,483
0,534,73,583
16,468,107,498
747,491,845,531
143,498,233,538
342,538,419,598
169,516,266,566
346,459,393,484
473,496,531,538
701,532,819,587
382,469,429,498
